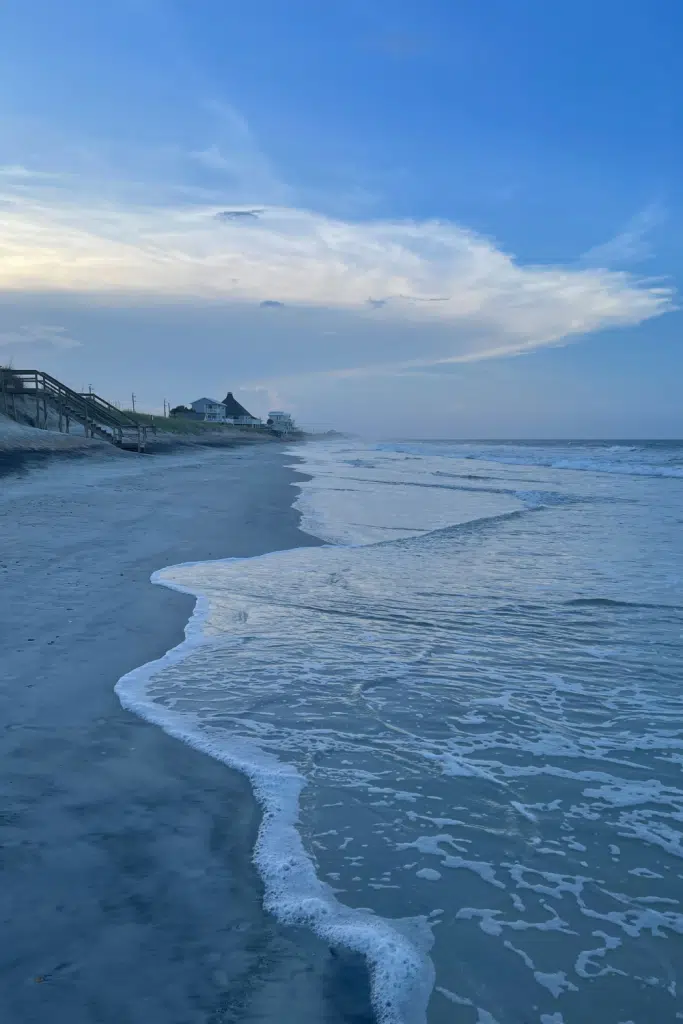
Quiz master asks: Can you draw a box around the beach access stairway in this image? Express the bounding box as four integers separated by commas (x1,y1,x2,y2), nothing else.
0,370,148,451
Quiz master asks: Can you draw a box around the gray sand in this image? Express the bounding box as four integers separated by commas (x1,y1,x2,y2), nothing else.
0,446,373,1024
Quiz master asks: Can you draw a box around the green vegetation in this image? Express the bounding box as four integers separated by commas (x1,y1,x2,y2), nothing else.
122,410,270,435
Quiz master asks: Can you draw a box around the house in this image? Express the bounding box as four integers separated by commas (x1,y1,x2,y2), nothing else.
181,392,263,427
190,398,227,422
221,391,262,427
267,410,295,433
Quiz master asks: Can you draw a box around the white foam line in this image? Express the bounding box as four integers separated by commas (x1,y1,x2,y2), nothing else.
115,556,435,1024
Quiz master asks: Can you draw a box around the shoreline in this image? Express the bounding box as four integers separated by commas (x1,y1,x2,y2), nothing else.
0,444,373,1023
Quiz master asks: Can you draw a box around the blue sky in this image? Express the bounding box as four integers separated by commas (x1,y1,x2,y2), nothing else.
0,0,681,436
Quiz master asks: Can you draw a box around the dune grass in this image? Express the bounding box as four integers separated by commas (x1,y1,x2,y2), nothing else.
122,410,271,435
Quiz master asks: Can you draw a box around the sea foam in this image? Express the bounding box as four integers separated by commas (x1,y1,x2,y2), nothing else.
116,560,436,1024
116,438,683,1024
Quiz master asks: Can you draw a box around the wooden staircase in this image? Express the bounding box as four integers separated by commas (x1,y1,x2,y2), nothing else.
0,370,148,452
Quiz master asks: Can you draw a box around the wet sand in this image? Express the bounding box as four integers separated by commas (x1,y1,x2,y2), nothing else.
0,445,373,1023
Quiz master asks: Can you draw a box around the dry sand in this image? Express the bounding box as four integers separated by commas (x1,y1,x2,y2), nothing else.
0,412,114,455
0,444,373,1024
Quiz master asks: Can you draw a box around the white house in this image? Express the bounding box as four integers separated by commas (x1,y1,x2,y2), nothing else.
267,410,295,432
190,398,227,422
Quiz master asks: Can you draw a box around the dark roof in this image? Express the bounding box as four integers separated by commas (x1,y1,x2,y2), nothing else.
222,391,255,419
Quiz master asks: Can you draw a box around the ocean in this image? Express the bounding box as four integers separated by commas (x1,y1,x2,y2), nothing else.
116,439,683,1024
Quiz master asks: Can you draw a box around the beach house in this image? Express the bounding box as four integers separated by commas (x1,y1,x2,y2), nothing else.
221,392,262,427
267,410,295,433
190,398,227,422
182,393,263,427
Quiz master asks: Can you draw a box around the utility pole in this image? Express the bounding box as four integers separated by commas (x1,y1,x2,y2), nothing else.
163,398,167,418
131,392,136,412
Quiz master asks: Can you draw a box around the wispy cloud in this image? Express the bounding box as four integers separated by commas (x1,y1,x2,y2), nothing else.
0,170,674,369
581,203,666,267
0,165,68,181
190,145,234,172
241,338,553,393
0,324,81,349
188,100,291,204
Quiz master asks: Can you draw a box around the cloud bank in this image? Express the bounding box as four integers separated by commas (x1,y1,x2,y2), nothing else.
0,167,674,367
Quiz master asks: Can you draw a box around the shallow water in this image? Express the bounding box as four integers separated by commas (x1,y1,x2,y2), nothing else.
117,439,683,1023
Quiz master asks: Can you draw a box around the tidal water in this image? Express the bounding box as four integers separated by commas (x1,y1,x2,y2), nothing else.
117,439,683,1024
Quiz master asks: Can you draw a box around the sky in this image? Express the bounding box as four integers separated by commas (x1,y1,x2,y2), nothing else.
0,0,681,437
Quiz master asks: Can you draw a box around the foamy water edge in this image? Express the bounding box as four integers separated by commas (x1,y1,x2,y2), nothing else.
115,557,435,1024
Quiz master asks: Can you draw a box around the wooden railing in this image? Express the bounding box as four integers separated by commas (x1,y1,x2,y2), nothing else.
0,369,148,451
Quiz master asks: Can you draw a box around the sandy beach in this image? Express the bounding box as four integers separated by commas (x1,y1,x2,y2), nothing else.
0,443,373,1024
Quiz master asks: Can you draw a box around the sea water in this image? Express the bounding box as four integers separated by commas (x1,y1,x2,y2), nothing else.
117,439,683,1023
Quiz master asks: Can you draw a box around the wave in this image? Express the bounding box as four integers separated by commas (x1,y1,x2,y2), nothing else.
564,597,681,611
334,474,574,505
114,440,683,1024
116,562,435,1024
375,442,683,479
548,458,683,479
513,489,578,509
432,471,493,481
462,453,683,479
490,455,681,479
